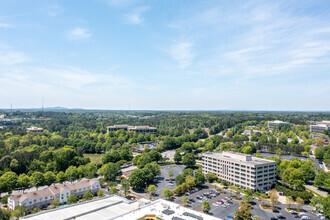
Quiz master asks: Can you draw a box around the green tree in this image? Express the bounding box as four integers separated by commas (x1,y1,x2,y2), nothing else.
147,184,157,196
174,151,182,163
235,201,252,220
206,173,218,183
244,189,253,202
109,186,118,195
321,195,330,218
82,190,93,201
56,171,66,183
84,163,98,179
99,163,122,181
185,175,196,189
0,208,11,220
194,172,205,186
286,196,294,209
269,192,278,207
65,166,78,182
121,179,130,196
129,169,147,189
201,200,211,212
44,171,57,186
182,196,189,206
11,205,28,219
161,188,173,200
175,174,185,186
182,153,196,167
242,146,253,154
97,189,106,197
1,171,18,193
50,199,60,208
67,194,78,204
17,174,31,193
31,171,45,190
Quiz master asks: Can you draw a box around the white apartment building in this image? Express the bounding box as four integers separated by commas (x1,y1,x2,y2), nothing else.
310,121,330,134
26,127,44,134
8,178,100,210
267,120,290,131
202,151,276,191
107,124,157,134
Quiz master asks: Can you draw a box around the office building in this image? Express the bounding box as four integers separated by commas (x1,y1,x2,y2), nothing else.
267,120,290,131
202,151,276,191
26,127,44,134
310,121,330,134
8,178,100,210
107,124,157,134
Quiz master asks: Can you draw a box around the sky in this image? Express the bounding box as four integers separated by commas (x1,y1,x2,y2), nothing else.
0,0,330,111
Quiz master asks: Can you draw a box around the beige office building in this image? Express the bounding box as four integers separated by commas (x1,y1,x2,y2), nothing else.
267,120,290,131
310,121,330,134
202,151,276,191
107,124,157,134
26,127,44,134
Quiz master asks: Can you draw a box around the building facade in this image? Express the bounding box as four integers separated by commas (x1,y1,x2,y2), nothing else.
26,127,44,134
267,120,290,131
107,124,157,134
310,121,330,134
202,151,276,191
8,178,100,210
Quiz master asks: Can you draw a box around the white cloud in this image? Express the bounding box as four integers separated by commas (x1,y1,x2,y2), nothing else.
0,50,31,65
124,6,149,25
167,42,195,69
0,22,14,28
67,27,92,40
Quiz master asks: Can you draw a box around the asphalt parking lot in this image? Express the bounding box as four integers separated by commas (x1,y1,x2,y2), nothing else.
174,187,239,219
154,164,185,198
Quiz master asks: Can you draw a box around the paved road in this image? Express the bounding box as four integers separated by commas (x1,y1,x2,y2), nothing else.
305,185,328,197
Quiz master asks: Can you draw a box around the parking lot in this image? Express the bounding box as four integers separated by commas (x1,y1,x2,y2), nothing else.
174,186,239,219
153,164,185,198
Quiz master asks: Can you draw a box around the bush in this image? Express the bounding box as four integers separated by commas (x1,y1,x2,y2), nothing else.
275,184,313,201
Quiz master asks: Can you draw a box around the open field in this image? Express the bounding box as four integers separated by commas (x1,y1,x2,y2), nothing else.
84,154,104,164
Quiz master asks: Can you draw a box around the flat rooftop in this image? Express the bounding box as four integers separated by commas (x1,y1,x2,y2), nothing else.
22,196,140,220
112,199,220,220
203,151,276,166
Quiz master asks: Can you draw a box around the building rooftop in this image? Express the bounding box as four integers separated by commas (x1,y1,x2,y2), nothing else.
113,199,220,220
22,196,140,220
27,127,43,131
203,151,276,166
268,120,289,124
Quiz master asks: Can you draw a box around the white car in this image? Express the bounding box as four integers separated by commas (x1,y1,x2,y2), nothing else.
212,203,219,206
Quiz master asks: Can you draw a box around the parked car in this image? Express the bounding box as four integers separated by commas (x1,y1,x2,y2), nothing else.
226,215,234,219
189,199,195,203
212,203,219,206
278,215,286,219
273,209,280,213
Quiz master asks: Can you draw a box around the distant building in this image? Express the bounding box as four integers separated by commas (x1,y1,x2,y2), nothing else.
26,127,44,134
8,178,100,210
310,121,330,134
107,124,157,134
267,120,290,131
202,151,276,191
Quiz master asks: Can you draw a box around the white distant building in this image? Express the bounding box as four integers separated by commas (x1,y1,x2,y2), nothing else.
310,121,330,134
202,151,276,191
26,127,44,134
8,178,100,210
267,120,290,131
107,124,157,134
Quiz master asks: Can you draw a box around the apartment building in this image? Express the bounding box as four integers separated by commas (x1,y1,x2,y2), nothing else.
310,121,330,134
107,124,157,134
8,178,100,210
26,127,44,134
202,151,276,191
267,120,290,131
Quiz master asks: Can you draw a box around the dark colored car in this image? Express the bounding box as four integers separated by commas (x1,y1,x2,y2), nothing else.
273,209,280,213
278,215,286,219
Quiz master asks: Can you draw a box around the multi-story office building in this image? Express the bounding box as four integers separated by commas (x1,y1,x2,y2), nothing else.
26,127,44,134
310,121,330,134
202,151,276,191
107,124,157,134
8,178,100,210
267,120,290,131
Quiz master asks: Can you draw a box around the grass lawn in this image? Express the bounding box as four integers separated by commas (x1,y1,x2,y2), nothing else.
84,154,104,164
260,204,275,209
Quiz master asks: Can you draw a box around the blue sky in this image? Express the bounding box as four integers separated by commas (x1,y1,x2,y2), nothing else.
0,0,330,111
